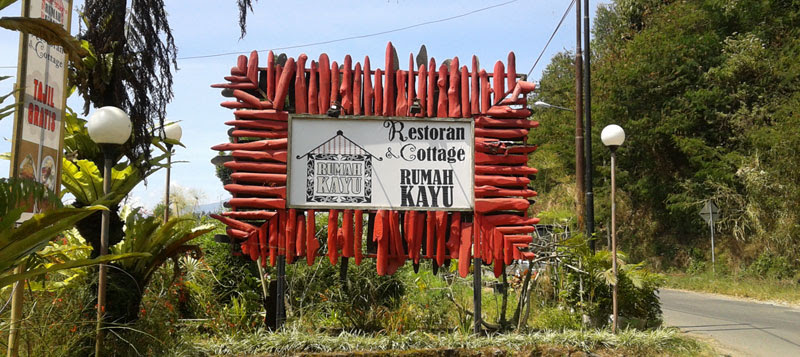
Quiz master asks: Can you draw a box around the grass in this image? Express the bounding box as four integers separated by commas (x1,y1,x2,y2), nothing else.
663,270,800,305
176,328,713,356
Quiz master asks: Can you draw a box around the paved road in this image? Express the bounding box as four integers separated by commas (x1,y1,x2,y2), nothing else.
660,289,800,356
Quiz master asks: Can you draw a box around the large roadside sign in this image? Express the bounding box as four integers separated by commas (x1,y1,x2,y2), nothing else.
9,0,73,207
288,115,474,211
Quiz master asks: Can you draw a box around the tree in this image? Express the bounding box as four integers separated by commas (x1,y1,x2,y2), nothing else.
70,0,178,172
535,0,800,265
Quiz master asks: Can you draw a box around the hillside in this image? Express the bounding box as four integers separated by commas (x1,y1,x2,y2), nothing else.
531,0,800,272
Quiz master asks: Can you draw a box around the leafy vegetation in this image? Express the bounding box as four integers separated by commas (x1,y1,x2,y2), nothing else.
181,328,709,356
104,208,214,323
61,108,170,257
0,178,134,287
532,0,800,275
71,0,178,171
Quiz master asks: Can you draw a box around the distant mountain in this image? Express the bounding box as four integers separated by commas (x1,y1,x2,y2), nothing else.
194,200,225,214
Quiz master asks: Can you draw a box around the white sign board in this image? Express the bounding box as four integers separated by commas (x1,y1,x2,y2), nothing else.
10,0,72,221
288,115,474,211
11,0,71,192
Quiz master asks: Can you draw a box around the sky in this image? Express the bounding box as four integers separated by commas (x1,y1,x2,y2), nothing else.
0,0,606,210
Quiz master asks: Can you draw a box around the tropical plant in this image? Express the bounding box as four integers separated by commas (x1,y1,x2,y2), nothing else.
104,208,214,323
0,75,17,122
0,0,88,65
71,0,178,172
61,107,171,256
0,178,146,287
559,236,664,329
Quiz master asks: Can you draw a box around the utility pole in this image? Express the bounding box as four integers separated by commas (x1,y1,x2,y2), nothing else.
583,0,596,250
575,0,585,232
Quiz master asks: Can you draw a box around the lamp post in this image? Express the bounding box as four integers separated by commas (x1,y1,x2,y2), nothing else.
87,106,132,356
162,122,182,221
601,124,625,334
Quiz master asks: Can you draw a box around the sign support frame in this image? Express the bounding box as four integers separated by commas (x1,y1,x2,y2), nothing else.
699,201,719,274
7,1,74,355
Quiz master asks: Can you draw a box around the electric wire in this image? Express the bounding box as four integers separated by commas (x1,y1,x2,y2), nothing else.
177,0,518,60
526,0,575,77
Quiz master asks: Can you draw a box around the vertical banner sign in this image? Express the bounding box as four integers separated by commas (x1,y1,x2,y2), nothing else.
9,0,73,209
288,115,474,211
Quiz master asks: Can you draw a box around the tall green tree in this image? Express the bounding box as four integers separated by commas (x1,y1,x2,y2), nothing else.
536,0,800,264
70,0,177,171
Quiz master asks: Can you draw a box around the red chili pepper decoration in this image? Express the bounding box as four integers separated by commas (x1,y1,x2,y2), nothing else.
354,63,363,115
460,65,470,118
383,42,395,116
354,210,364,265
448,57,460,117
342,55,353,114
364,56,373,115
427,58,436,117
306,210,317,266
274,57,295,111
447,212,461,258
342,210,354,258
437,64,448,118
296,213,306,258
374,68,383,116
417,61,427,117
266,51,275,101
295,54,308,114
269,216,278,266
458,222,473,278
435,211,447,267
328,209,340,265
286,209,297,263
318,54,331,114
375,210,389,276
309,61,319,114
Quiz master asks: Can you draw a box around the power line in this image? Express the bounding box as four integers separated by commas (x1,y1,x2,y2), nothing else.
527,0,575,78
178,0,518,60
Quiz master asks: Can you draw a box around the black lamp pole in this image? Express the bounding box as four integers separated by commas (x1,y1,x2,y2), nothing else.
583,0,595,249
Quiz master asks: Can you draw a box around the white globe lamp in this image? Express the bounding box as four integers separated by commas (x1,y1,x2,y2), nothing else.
163,122,182,142
87,106,132,145
601,124,625,148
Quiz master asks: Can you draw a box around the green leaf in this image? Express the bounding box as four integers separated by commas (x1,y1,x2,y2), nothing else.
0,16,88,66
0,0,17,12
0,103,17,121
0,205,106,273
0,86,17,103
0,252,150,287
60,159,101,203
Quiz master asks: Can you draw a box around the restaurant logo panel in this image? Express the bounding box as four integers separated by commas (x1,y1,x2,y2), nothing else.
288,116,474,211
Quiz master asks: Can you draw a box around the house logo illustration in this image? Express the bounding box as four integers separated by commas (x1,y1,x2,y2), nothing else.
296,130,381,204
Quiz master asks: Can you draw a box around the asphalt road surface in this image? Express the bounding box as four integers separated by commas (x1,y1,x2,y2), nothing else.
660,289,800,356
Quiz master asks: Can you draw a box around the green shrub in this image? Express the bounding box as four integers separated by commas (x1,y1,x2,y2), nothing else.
563,248,664,329
747,251,797,280
286,258,405,332
529,306,581,331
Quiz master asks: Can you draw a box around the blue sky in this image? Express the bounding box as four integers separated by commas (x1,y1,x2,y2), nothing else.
1,0,606,209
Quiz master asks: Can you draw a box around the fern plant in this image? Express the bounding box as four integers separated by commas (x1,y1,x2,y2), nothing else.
104,208,214,323
61,109,171,256
0,178,146,287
